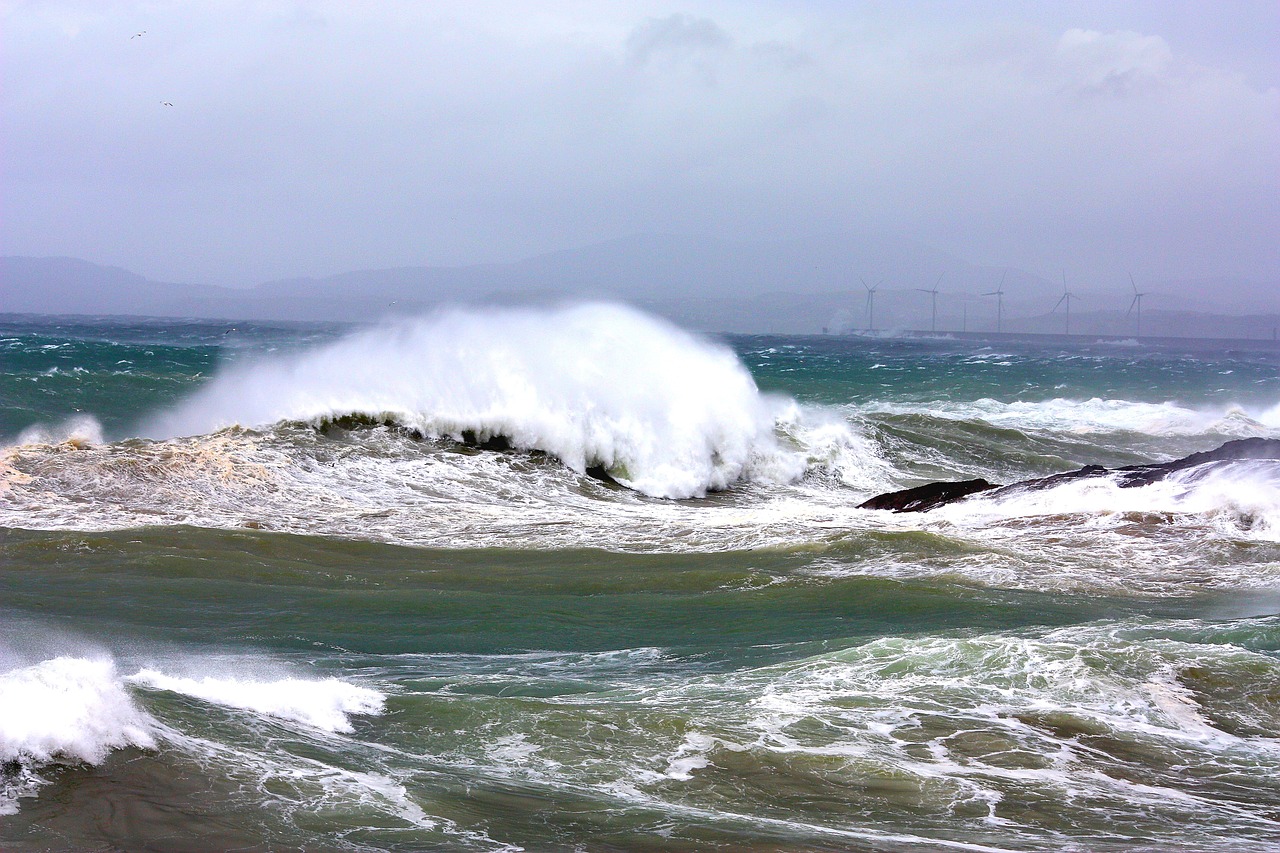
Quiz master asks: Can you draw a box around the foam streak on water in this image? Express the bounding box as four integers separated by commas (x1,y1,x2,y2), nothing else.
3,315,1280,850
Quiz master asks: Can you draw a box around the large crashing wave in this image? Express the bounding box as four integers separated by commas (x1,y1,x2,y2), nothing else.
147,304,811,499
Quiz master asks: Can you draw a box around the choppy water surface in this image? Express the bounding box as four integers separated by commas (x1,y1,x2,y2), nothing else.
2,306,1278,851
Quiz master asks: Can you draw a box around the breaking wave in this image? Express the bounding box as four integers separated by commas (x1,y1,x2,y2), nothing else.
863,397,1280,438
0,656,155,768
128,669,385,733
0,649,387,815
12,415,104,448
145,304,837,499
936,460,1280,540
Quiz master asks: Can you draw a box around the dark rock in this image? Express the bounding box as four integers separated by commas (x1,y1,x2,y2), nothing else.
985,464,1109,498
1110,437,1280,488
858,478,998,513
860,438,1280,513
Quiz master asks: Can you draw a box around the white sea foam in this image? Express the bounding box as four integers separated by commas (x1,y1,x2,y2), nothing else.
684,626,1280,815
145,303,831,498
409,621,1280,844
937,460,1280,541
128,669,386,733
0,657,155,767
864,396,1279,438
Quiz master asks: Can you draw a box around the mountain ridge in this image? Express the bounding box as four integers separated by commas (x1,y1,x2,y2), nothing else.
4,234,1276,335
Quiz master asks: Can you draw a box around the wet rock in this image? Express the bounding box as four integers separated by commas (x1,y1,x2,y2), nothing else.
858,478,997,512
860,438,1280,513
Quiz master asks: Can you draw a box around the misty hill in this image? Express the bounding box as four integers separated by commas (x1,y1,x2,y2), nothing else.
252,232,984,308
3,235,1276,336
0,257,235,318
0,234,1045,325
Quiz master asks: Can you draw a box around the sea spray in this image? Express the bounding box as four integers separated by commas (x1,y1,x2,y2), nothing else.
147,304,810,498
859,396,1280,438
12,415,105,448
0,657,155,768
933,459,1280,540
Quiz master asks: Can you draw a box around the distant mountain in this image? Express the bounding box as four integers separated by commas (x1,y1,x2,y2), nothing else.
252,231,983,306
3,237,1275,335
0,256,234,318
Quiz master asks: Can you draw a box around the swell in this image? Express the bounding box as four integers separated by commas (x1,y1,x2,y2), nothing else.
0,526,1265,665
5,607,1278,850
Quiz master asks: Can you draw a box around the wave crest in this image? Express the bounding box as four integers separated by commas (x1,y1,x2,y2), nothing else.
128,669,385,733
148,304,815,498
864,397,1279,438
0,657,155,771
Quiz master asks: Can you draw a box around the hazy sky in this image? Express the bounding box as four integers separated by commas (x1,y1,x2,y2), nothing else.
3,1,1278,288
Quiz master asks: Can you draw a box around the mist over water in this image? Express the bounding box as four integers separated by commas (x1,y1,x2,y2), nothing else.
2,310,1280,851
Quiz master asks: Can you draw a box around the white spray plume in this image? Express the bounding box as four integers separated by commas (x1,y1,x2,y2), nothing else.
12,415,105,448
147,303,809,498
0,657,155,767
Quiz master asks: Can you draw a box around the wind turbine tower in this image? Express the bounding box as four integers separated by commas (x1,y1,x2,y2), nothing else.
1126,273,1150,338
916,273,944,333
861,277,880,333
1051,271,1079,335
983,270,1007,333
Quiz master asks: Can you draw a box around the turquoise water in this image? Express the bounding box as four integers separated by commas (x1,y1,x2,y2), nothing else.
2,307,1279,851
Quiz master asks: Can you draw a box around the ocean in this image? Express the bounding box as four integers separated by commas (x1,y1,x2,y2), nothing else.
2,303,1278,852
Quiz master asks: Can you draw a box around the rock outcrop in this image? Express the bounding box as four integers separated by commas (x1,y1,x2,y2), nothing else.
859,437,1280,513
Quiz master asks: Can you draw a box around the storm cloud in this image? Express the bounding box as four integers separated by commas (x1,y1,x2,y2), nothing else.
2,1,1277,297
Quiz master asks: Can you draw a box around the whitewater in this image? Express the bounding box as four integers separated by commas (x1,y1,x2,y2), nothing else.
2,305,1279,851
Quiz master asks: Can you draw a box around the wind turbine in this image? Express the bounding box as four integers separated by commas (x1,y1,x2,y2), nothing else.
983,269,1007,333
916,273,944,333
1050,271,1079,335
1126,272,1150,337
861,277,880,333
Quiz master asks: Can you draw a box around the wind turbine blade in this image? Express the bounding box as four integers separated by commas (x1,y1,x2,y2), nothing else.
1052,294,1067,312
1126,295,1139,316
1129,272,1138,295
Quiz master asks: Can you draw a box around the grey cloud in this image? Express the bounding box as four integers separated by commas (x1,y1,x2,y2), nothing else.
627,13,731,64
1,2,1276,301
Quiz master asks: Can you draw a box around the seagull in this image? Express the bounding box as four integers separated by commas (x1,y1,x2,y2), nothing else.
162,102,173,107
132,31,146,38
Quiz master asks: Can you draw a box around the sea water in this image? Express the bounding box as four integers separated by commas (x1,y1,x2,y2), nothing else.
1,304,1278,851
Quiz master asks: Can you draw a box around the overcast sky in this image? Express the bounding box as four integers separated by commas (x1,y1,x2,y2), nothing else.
3,1,1278,291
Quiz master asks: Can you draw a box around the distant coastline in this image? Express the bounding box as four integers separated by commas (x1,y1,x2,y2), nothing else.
842,329,1280,351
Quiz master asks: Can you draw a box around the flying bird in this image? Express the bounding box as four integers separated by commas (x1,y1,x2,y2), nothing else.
131,31,146,38
162,102,173,107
